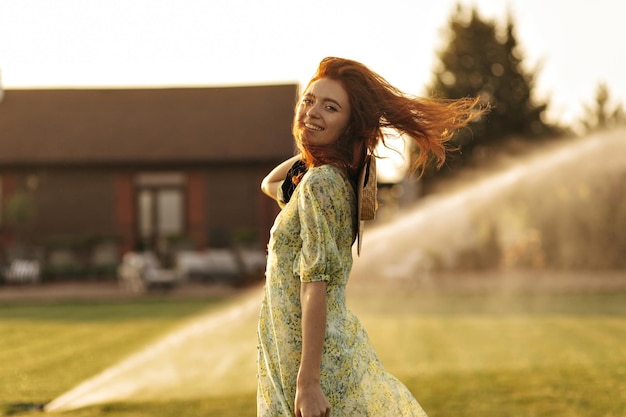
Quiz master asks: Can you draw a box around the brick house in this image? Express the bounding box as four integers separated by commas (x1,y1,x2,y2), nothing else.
0,84,298,273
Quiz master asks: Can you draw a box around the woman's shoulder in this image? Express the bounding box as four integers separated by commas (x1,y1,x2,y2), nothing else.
305,164,346,179
300,165,354,200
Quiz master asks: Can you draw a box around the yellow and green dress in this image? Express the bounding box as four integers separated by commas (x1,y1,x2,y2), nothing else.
257,164,427,417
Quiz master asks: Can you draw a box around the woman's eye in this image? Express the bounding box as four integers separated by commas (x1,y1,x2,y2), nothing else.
302,97,313,104
325,105,338,112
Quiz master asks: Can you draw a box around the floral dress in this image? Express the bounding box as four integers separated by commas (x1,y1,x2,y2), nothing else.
257,164,428,417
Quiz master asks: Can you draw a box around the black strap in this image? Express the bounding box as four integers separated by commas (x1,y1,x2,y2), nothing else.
280,160,308,204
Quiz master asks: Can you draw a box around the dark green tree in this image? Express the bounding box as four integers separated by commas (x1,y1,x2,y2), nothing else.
428,5,559,162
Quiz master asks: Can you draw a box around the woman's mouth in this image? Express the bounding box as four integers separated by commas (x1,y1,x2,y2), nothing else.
304,122,324,132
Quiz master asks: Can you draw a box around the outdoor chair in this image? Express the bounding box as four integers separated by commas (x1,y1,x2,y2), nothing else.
2,259,41,284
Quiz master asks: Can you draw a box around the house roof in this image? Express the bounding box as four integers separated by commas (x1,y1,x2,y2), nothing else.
0,84,299,166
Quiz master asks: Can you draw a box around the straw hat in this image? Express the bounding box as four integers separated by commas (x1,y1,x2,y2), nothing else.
356,154,378,255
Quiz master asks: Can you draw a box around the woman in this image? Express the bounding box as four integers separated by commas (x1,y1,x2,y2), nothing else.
257,57,484,417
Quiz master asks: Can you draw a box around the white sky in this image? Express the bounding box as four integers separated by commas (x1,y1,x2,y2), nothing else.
1,0,624,127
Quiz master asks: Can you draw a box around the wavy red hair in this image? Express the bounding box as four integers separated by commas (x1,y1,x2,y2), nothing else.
294,57,486,179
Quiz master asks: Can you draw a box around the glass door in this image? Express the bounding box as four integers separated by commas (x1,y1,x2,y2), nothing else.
135,173,186,257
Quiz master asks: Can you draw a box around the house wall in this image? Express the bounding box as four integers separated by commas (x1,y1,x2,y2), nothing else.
0,172,16,248
1,163,281,262
28,168,116,241
205,164,278,248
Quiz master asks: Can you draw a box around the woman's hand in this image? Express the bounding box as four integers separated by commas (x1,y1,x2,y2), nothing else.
294,381,331,417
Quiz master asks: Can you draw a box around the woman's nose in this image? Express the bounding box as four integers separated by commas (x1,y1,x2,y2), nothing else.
306,104,320,118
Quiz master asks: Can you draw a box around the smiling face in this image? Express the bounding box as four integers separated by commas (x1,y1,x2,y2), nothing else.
294,78,351,147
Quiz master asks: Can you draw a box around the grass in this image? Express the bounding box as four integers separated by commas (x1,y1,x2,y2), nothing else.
1,288,626,416
0,296,228,416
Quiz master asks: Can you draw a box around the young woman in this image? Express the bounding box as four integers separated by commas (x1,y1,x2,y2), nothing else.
257,57,484,417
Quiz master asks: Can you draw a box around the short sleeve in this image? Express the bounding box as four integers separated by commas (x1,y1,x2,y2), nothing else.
296,168,346,283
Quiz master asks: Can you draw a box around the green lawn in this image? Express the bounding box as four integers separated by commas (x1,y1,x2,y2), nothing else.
0,296,229,416
1,289,626,417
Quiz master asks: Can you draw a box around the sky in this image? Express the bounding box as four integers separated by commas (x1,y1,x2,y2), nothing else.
1,0,625,128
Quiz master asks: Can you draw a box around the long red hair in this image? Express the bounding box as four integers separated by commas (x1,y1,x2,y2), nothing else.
294,57,486,179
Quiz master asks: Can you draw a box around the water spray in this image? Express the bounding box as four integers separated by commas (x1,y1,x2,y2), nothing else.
44,288,262,412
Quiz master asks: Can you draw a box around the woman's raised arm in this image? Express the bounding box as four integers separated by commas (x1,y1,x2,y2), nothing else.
260,154,302,201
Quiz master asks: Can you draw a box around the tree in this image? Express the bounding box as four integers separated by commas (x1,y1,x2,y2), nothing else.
580,81,625,132
428,5,559,164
